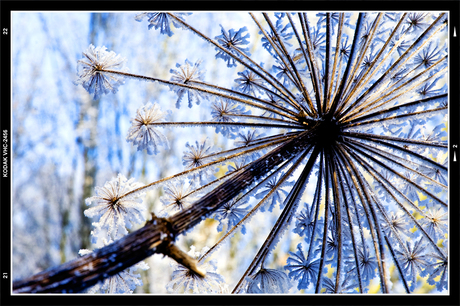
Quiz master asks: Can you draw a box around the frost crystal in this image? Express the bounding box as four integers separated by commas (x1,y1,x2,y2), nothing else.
75,44,128,99
420,206,448,242
214,197,249,234
215,25,251,67
255,177,293,212
210,99,250,138
234,70,264,96
126,102,169,155
293,205,321,238
356,244,378,281
425,243,448,291
395,238,430,290
182,138,217,184
285,244,320,290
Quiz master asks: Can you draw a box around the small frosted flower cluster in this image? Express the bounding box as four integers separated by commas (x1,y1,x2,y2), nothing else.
166,246,228,294
182,138,217,184
169,59,207,108
75,44,128,99
285,243,320,291
211,99,251,138
135,12,191,37
215,25,251,67
245,268,292,294
126,102,169,155
214,197,249,234
84,173,146,243
159,181,196,216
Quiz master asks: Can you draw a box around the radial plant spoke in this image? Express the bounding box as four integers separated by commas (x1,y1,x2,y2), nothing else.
329,152,344,293
343,58,447,121
344,141,447,207
344,145,447,259
342,93,447,125
189,79,302,118
299,13,323,113
335,156,364,293
200,148,309,263
346,138,447,189
339,13,446,119
103,69,301,120
343,131,447,149
315,149,331,293
232,145,320,293
336,13,409,117
330,13,364,117
384,236,411,293
344,135,447,174
336,146,389,293
341,14,383,107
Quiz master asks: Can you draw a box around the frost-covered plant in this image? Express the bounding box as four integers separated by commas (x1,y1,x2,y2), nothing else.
74,44,128,99
76,11,448,294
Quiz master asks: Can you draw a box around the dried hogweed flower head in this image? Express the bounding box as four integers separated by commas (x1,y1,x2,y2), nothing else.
159,181,196,216
70,11,449,295
75,44,128,99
